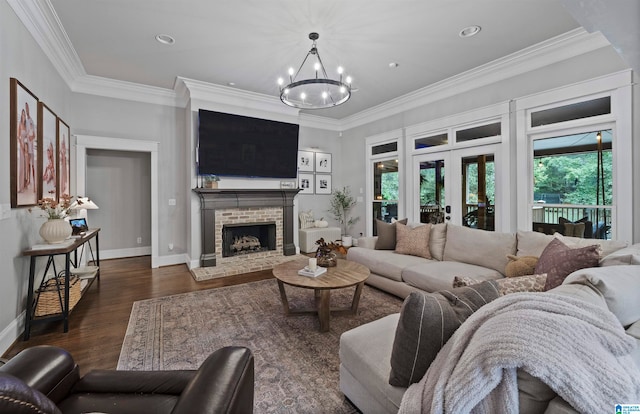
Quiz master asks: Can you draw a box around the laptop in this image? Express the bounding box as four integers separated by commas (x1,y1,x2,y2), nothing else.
69,217,89,235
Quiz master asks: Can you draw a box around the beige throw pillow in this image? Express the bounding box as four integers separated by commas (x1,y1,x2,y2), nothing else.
395,223,432,259
298,210,314,229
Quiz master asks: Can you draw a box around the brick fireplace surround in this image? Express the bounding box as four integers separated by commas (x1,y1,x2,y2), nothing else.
192,189,301,280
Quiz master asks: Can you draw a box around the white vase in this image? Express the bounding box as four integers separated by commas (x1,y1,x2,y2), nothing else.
40,219,72,244
341,235,353,247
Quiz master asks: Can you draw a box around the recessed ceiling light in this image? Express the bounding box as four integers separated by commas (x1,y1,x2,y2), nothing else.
388,62,399,68
459,25,481,38
227,82,236,86
155,34,175,45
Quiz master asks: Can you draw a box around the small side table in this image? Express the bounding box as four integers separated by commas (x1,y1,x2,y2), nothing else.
22,228,101,340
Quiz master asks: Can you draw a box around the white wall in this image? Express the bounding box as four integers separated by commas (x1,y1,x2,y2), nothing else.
0,1,73,352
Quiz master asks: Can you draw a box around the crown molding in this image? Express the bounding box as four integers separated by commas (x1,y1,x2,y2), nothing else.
72,75,178,107
339,28,611,131
8,0,85,84
12,2,613,132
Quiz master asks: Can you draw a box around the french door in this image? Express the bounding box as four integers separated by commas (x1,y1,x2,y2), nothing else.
412,144,502,231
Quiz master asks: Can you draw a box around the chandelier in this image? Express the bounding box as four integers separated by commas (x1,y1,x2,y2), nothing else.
278,32,352,109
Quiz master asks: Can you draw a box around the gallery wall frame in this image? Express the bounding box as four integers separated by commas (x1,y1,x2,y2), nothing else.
315,174,332,195
298,173,314,194
10,78,39,207
298,150,314,172
315,152,332,173
38,102,58,201
57,118,71,199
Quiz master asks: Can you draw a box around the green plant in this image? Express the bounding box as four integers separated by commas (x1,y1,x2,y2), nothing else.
328,186,360,235
203,174,220,183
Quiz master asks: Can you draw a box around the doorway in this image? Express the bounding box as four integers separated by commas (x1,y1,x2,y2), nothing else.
75,135,160,268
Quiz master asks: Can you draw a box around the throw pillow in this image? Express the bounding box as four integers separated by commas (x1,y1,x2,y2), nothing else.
452,274,547,295
395,222,432,259
504,254,538,278
374,218,408,250
534,238,600,291
298,210,314,229
496,273,547,295
388,281,501,387
563,222,586,238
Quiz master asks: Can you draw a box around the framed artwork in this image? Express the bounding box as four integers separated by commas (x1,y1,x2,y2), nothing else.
315,174,332,195
298,173,314,195
57,118,71,199
10,78,39,207
39,103,58,200
298,150,314,172
315,152,332,173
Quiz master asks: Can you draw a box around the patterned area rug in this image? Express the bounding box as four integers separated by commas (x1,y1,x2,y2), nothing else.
118,278,403,413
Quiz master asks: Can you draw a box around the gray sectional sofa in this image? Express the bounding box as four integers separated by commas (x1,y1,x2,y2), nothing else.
341,223,640,413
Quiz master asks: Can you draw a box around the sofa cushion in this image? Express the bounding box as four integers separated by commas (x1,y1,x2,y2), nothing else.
339,314,405,411
429,223,447,261
599,243,640,266
402,261,502,293
534,238,600,290
395,223,432,259
347,247,431,282
563,265,640,328
453,274,547,295
375,218,408,250
517,231,554,257
443,224,516,274
553,233,627,258
388,281,500,387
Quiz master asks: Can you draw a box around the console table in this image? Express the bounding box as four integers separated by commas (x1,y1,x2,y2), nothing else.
22,228,101,340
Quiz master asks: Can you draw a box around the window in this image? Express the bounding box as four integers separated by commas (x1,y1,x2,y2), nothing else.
532,130,612,239
373,159,399,234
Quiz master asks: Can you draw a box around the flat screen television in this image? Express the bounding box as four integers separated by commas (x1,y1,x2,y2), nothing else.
197,109,299,178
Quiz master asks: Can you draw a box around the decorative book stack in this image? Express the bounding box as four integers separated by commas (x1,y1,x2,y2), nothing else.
297,266,327,278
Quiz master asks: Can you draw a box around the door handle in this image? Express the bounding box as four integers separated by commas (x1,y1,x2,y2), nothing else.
445,205,451,214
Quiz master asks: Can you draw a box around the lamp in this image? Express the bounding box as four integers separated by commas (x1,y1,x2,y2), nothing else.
70,196,99,220
277,32,352,109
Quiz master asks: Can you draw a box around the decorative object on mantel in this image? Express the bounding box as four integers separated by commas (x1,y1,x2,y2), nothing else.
277,32,353,109
328,186,360,247
314,217,329,228
314,237,347,267
30,195,73,243
202,174,220,189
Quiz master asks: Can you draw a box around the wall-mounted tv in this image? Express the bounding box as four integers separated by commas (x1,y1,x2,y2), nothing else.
197,109,299,179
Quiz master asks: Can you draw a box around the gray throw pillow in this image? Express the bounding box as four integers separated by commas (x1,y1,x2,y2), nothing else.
374,218,408,250
388,281,501,387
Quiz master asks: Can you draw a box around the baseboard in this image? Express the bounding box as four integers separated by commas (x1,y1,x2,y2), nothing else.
100,246,152,260
154,253,189,268
0,312,25,356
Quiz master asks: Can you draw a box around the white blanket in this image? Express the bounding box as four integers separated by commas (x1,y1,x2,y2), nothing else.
399,292,640,414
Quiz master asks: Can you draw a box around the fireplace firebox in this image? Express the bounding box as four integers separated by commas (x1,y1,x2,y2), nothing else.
222,222,276,257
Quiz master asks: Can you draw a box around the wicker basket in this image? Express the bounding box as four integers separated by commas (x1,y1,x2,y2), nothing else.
35,275,81,317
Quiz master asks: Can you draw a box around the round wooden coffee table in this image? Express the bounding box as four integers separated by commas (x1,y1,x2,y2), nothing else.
272,258,370,332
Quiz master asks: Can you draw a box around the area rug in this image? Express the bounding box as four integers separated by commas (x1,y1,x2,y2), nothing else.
118,279,403,413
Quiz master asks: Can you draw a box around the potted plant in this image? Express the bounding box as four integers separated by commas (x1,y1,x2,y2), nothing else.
328,186,360,247
202,174,220,189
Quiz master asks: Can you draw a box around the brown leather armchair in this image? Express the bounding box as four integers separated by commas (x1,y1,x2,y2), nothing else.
0,345,254,413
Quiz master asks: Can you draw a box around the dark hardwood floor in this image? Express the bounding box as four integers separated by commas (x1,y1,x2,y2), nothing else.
4,256,272,375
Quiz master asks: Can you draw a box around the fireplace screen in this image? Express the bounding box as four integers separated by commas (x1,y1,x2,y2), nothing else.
222,222,277,257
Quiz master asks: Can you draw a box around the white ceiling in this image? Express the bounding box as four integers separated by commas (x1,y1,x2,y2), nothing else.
46,0,584,119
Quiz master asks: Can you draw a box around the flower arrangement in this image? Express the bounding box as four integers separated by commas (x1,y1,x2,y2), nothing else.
31,194,72,219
